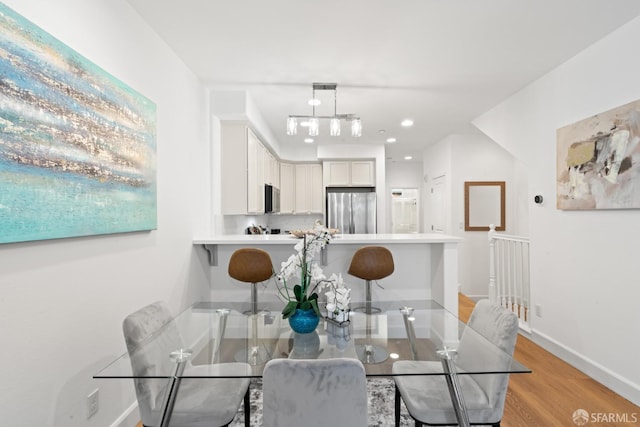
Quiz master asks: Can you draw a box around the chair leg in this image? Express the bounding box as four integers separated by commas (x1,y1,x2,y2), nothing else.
394,385,401,427
243,387,250,427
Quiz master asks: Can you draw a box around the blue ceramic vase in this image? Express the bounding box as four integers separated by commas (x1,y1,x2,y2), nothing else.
288,308,320,334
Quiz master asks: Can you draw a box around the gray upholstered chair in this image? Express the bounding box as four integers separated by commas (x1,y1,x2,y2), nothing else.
392,299,519,427
262,358,368,427
228,248,273,314
123,301,251,427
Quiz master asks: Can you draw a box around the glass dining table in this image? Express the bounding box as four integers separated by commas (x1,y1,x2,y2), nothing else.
94,298,530,427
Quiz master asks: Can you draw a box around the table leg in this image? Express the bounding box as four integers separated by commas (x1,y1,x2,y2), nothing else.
158,349,192,427
438,349,471,427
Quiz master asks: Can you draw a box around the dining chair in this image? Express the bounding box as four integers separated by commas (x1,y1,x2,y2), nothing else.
262,358,368,427
228,247,273,314
392,299,519,426
348,245,395,314
123,301,251,427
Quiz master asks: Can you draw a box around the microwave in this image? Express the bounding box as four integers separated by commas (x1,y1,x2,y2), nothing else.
265,184,280,213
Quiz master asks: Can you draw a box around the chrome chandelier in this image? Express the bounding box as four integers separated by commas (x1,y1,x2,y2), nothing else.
286,83,362,138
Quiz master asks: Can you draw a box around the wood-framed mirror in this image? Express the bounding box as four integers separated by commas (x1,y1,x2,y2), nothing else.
464,181,505,231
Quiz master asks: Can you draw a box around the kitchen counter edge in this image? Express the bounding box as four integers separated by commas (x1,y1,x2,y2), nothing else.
193,233,462,245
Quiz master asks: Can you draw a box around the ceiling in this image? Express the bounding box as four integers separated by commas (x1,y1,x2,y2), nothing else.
126,0,640,162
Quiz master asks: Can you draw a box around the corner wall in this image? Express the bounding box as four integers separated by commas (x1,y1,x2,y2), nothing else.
474,16,640,405
0,1,210,425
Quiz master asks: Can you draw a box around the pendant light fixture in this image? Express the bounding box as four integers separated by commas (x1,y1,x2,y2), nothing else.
286,83,361,138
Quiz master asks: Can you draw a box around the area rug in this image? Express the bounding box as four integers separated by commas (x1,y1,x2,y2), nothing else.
230,377,414,426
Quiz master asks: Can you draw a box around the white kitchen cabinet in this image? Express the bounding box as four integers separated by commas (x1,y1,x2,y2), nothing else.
294,163,323,214
280,162,295,214
221,123,268,214
264,150,279,188
247,129,265,214
324,160,374,187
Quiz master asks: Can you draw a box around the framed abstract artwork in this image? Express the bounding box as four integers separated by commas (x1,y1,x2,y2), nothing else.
0,3,157,244
557,99,640,210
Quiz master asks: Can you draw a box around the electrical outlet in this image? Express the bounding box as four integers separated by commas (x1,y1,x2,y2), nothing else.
535,304,542,317
87,388,99,419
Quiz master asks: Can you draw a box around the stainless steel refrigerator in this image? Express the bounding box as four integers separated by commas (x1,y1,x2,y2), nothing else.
326,188,377,234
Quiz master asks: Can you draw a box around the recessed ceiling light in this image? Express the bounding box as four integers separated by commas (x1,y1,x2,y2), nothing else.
404,156,413,160
401,119,414,127
308,98,321,106
300,121,310,127
304,138,314,143
386,137,397,143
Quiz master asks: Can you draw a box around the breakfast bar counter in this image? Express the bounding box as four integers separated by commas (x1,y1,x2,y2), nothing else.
193,233,462,313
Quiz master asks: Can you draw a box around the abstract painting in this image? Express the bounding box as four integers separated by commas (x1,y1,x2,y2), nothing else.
0,3,157,244
557,99,640,210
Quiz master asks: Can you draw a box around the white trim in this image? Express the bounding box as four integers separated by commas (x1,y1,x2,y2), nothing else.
110,401,139,427
530,328,640,406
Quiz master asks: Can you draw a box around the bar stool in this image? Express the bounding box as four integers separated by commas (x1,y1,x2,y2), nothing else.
348,246,395,314
228,248,273,315
229,248,273,366
348,245,394,364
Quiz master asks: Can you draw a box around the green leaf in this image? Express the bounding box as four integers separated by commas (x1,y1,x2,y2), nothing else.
310,298,321,316
293,284,302,301
281,301,298,319
300,300,311,310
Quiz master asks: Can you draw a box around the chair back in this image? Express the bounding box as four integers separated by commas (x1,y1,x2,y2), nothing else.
348,246,394,280
457,299,519,409
262,358,368,427
122,301,184,426
228,248,273,283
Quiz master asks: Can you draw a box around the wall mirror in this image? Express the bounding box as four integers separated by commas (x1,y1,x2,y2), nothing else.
464,181,505,231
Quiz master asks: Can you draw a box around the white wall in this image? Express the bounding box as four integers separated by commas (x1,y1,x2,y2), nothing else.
0,1,211,425
423,134,521,297
474,16,640,405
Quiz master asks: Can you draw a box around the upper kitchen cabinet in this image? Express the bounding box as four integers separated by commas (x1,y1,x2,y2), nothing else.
295,163,323,214
221,122,275,215
281,162,321,214
280,163,295,214
324,160,375,187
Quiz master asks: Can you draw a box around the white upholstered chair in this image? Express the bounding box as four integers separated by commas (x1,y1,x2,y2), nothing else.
262,358,368,427
123,301,251,427
393,299,519,426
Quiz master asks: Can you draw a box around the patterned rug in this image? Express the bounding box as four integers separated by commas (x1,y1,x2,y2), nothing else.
230,377,415,426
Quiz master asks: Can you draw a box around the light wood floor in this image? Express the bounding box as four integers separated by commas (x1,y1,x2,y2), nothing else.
137,295,639,427
458,293,639,426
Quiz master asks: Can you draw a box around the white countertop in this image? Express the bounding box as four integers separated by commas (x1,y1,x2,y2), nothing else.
193,233,462,245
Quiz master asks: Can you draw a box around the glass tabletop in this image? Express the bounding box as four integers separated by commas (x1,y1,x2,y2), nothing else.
94,298,530,380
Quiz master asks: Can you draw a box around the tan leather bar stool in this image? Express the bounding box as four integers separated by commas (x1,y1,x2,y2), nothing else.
229,248,273,365
348,245,394,314
228,248,274,315
348,246,394,364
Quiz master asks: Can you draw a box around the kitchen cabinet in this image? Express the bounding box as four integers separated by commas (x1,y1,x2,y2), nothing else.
247,130,265,214
264,150,279,188
295,163,323,214
324,160,374,187
281,162,322,214
221,122,272,215
280,162,295,214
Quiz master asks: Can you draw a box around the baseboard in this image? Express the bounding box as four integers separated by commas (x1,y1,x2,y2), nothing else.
110,401,139,427
530,328,640,406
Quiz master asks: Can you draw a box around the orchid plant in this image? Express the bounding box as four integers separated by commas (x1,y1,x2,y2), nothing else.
276,229,343,319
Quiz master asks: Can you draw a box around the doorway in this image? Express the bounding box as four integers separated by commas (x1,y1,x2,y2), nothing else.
390,188,419,233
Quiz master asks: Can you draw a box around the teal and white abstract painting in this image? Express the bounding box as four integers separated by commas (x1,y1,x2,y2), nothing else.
0,2,157,244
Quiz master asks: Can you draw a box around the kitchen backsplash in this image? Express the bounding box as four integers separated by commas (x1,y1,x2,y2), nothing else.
222,214,323,234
